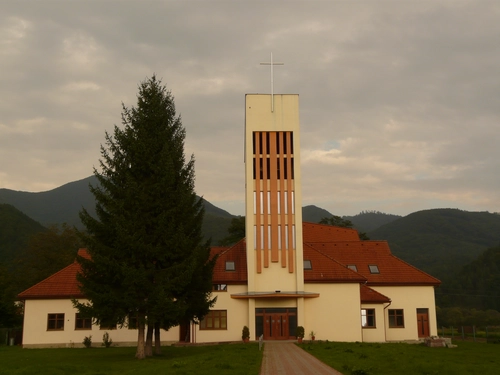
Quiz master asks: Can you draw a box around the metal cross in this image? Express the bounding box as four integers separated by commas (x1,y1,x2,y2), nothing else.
260,53,284,112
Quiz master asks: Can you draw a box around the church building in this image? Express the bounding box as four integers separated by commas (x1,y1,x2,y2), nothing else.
18,93,440,347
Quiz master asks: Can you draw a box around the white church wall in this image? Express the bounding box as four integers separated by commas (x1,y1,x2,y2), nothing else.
304,283,362,342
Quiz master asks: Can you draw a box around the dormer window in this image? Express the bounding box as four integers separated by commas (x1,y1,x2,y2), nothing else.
225,261,235,271
303,260,312,270
368,265,380,274
347,265,358,272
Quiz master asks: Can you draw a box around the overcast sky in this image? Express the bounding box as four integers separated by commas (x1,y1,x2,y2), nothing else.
1,1,499,217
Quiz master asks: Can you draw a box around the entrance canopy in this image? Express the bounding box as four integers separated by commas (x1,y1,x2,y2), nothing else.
230,291,319,299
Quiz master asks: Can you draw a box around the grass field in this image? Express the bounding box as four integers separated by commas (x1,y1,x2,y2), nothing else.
1,340,498,375
299,340,500,375
0,343,263,375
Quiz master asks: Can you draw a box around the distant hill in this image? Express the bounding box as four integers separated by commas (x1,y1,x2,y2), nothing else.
302,205,334,223
344,211,401,233
0,176,98,228
368,208,500,281
0,204,46,264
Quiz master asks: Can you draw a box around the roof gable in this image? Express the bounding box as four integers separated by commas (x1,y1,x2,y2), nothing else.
211,240,248,284
307,241,440,286
18,256,85,300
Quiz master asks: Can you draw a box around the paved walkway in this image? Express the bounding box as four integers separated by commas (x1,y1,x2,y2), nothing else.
260,341,343,375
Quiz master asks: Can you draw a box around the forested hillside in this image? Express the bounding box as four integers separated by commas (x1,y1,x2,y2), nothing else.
437,245,500,311
345,210,401,233
369,209,500,281
0,204,46,264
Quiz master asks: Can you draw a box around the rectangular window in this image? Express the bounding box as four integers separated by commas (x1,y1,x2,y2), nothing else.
225,261,235,271
277,192,281,214
213,284,228,291
285,225,289,249
253,192,256,214
292,225,296,249
291,192,295,214
47,313,64,331
347,265,358,272
284,191,288,214
254,225,257,250
268,225,271,249
388,309,405,328
303,260,312,270
267,191,271,213
200,310,227,330
278,225,281,250
369,265,380,274
361,309,376,328
128,314,138,329
260,225,264,249
260,191,264,214
75,313,92,330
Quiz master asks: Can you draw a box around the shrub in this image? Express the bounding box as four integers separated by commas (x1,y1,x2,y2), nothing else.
83,335,92,348
102,332,113,348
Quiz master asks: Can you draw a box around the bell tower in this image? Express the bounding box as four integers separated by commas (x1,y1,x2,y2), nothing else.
244,94,304,294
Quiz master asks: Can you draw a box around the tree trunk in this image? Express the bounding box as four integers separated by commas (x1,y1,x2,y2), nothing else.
135,315,146,359
154,321,162,355
145,323,153,357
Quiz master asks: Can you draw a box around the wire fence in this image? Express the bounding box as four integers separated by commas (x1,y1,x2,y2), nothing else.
440,326,500,343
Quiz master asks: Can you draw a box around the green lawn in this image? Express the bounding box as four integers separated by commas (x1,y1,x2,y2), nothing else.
299,340,500,375
0,343,263,375
2,340,498,375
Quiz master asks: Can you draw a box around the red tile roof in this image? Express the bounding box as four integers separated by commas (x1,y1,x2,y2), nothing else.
211,240,248,284
18,222,440,300
360,284,391,304
302,222,360,242
303,243,366,283
17,249,89,300
306,241,440,286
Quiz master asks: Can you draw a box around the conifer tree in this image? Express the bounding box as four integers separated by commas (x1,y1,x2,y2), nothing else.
75,76,216,359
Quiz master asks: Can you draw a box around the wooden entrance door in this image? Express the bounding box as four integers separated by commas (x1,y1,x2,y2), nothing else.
417,309,429,338
179,320,190,342
264,313,289,340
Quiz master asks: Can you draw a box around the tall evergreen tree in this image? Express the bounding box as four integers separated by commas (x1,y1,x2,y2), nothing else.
75,76,216,359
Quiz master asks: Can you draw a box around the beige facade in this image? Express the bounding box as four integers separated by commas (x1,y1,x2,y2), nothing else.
372,286,438,341
22,299,178,348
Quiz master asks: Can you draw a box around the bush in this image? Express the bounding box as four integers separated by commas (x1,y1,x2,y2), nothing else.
102,332,112,348
83,335,92,348
295,326,305,338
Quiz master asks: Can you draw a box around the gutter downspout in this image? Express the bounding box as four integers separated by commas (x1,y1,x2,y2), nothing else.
383,301,392,343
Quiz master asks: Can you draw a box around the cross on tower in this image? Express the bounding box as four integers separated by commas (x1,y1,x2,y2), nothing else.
260,53,284,112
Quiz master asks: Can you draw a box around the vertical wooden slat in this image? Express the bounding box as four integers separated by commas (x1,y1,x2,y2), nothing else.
269,132,279,263
262,133,268,269
254,132,262,273
286,131,294,273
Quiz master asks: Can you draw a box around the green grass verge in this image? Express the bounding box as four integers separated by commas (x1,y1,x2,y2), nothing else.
298,340,500,375
0,343,263,375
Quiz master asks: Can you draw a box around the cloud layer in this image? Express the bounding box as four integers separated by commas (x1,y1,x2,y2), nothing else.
1,1,499,216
